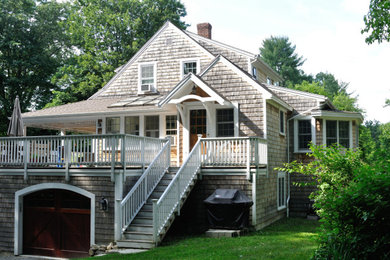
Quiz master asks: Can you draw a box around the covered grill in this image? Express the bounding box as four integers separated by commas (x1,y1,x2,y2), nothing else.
204,189,253,229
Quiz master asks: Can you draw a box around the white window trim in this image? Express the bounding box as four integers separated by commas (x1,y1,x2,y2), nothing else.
322,119,353,148
138,62,157,94
277,172,287,210
180,58,200,79
279,109,286,136
294,117,315,153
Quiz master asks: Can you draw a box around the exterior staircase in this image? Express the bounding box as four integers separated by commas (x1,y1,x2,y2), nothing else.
117,167,196,249
117,140,202,250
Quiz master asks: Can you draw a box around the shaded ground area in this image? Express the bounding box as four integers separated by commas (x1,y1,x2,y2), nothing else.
79,218,320,260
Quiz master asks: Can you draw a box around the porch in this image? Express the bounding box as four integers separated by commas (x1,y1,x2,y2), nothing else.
0,134,267,179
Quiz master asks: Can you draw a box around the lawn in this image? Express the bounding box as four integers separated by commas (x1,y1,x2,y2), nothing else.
82,218,320,260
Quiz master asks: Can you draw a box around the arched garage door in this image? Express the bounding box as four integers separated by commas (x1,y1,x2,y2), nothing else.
23,189,90,258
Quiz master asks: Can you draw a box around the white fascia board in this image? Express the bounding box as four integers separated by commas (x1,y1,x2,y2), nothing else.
311,110,363,122
90,21,215,99
267,85,328,101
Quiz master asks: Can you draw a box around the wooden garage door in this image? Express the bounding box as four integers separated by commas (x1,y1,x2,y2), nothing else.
23,189,90,258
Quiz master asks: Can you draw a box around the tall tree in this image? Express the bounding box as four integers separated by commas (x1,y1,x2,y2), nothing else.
362,0,390,44
259,36,309,86
47,0,187,107
0,0,70,135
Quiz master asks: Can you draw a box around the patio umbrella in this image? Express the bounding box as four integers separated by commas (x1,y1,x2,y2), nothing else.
7,95,24,136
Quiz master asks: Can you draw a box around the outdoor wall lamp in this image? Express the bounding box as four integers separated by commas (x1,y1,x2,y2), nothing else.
100,197,108,211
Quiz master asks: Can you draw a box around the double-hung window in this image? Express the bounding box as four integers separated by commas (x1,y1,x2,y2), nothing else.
181,59,199,78
166,115,177,145
277,172,287,210
297,119,312,150
216,109,234,137
139,63,156,93
325,120,350,148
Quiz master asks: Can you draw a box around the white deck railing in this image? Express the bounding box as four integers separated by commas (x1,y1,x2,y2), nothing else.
152,139,202,243
0,134,166,168
201,137,267,177
120,140,171,234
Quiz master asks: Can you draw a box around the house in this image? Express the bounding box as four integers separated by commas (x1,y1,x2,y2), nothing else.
0,21,363,258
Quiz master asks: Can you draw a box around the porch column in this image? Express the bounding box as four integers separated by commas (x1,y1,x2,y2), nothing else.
202,102,215,137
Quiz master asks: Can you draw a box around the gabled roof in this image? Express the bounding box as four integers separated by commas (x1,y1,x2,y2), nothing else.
90,21,216,99
158,73,227,107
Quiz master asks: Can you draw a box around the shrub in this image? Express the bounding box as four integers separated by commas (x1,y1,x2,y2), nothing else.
279,145,390,259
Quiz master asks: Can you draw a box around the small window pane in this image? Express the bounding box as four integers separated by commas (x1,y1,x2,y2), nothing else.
183,61,197,75
145,115,159,138
166,115,177,135
125,116,139,135
217,109,234,137
298,120,311,149
106,117,120,134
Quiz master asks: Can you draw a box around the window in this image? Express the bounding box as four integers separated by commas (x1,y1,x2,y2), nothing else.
166,115,177,145
277,172,287,210
325,120,350,148
139,63,156,92
145,115,159,138
298,120,312,150
216,109,234,137
181,59,199,78
252,66,257,80
266,77,273,85
106,117,120,134
125,116,139,135
279,110,285,135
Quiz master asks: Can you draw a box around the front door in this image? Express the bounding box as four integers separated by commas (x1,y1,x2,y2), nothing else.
23,189,90,258
190,109,207,150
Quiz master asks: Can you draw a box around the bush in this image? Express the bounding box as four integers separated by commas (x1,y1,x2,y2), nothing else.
279,145,390,259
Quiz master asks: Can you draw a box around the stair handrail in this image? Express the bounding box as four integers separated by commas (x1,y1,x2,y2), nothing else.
152,139,202,243
120,139,171,233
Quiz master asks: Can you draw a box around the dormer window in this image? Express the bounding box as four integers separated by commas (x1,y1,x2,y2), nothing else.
181,59,200,78
139,63,156,93
252,66,257,80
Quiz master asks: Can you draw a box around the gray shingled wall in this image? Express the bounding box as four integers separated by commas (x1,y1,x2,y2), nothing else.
201,61,265,137
95,26,213,98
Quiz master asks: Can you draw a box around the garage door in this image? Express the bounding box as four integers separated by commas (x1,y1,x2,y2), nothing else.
23,189,90,258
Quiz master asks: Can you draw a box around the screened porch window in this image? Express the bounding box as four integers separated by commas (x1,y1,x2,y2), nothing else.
145,115,159,138
125,116,139,136
216,109,234,137
106,117,120,134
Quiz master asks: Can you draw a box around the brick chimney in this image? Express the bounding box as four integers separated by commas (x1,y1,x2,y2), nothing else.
197,23,212,39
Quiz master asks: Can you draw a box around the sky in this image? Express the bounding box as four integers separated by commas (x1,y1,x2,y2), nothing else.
181,0,390,123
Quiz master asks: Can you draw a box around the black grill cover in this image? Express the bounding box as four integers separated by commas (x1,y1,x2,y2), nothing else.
204,189,253,229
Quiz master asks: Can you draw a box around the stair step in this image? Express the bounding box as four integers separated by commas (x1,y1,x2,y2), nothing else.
127,224,153,233
132,217,153,225
123,231,153,241
137,210,152,218
117,239,155,249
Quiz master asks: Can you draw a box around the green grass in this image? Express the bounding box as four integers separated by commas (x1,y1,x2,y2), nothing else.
83,218,320,260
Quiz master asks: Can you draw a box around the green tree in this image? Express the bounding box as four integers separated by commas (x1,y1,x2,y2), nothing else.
314,72,348,98
0,0,70,135
47,0,187,107
259,36,309,86
362,0,390,44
